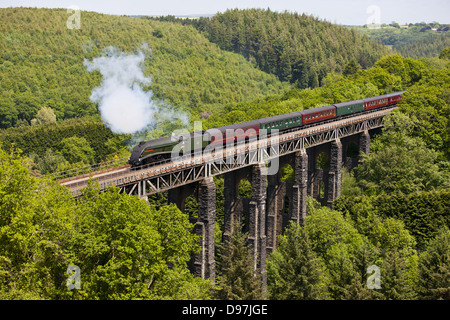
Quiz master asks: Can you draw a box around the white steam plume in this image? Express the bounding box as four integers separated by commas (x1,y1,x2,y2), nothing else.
84,46,183,134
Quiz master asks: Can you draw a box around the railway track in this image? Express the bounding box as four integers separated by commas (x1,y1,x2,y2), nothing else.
59,106,396,196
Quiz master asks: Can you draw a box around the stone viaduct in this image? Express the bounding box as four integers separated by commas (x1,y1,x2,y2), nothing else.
164,129,374,286
61,107,391,289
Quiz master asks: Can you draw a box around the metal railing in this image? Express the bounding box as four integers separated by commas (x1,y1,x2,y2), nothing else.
50,157,130,181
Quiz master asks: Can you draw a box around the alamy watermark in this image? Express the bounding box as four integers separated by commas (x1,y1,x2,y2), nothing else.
66,264,81,290
366,264,381,289
67,5,81,30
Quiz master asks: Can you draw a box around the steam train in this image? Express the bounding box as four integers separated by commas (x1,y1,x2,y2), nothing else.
129,91,405,167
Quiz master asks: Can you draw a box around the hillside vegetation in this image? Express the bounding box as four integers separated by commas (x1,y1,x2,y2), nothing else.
356,23,450,59
202,53,450,161
0,7,287,129
178,9,391,87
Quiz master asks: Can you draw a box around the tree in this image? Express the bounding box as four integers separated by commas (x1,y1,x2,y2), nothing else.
417,227,450,300
303,198,365,258
335,189,450,250
30,107,57,126
59,136,95,165
67,182,209,299
439,46,450,59
215,223,264,300
303,198,372,299
0,98,18,128
375,54,410,86
343,58,361,76
340,168,363,198
355,111,447,194
0,147,75,299
32,148,66,174
267,221,328,299
380,249,417,300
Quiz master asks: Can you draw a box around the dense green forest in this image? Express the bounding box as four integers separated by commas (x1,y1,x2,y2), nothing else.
0,7,287,129
149,9,391,87
356,22,450,59
0,7,449,300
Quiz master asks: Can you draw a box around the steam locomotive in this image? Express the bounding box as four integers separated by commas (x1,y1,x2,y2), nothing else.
129,91,405,167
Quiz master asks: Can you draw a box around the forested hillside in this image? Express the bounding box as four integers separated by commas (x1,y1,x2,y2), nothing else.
356,23,450,59
0,7,287,129
202,53,450,161
180,9,391,87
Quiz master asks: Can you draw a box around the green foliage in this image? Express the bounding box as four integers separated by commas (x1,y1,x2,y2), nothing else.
355,111,448,195
30,107,57,126
267,222,328,299
0,148,75,299
356,23,450,59
0,117,127,164
0,149,212,299
193,9,389,87
343,58,361,76
215,223,264,300
267,197,424,299
399,75,450,160
302,199,375,299
417,227,450,299
31,148,66,175
0,7,287,130
202,53,435,132
334,189,450,250
280,164,294,182
379,249,418,300
237,179,252,199
316,152,330,170
59,136,95,165
340,168,363,198
439,46,450,59
303,199,365,259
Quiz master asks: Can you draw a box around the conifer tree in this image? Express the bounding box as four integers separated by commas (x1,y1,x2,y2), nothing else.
417,227,450,300
215,223,264,300
379,249,417,300
267,222,328,299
